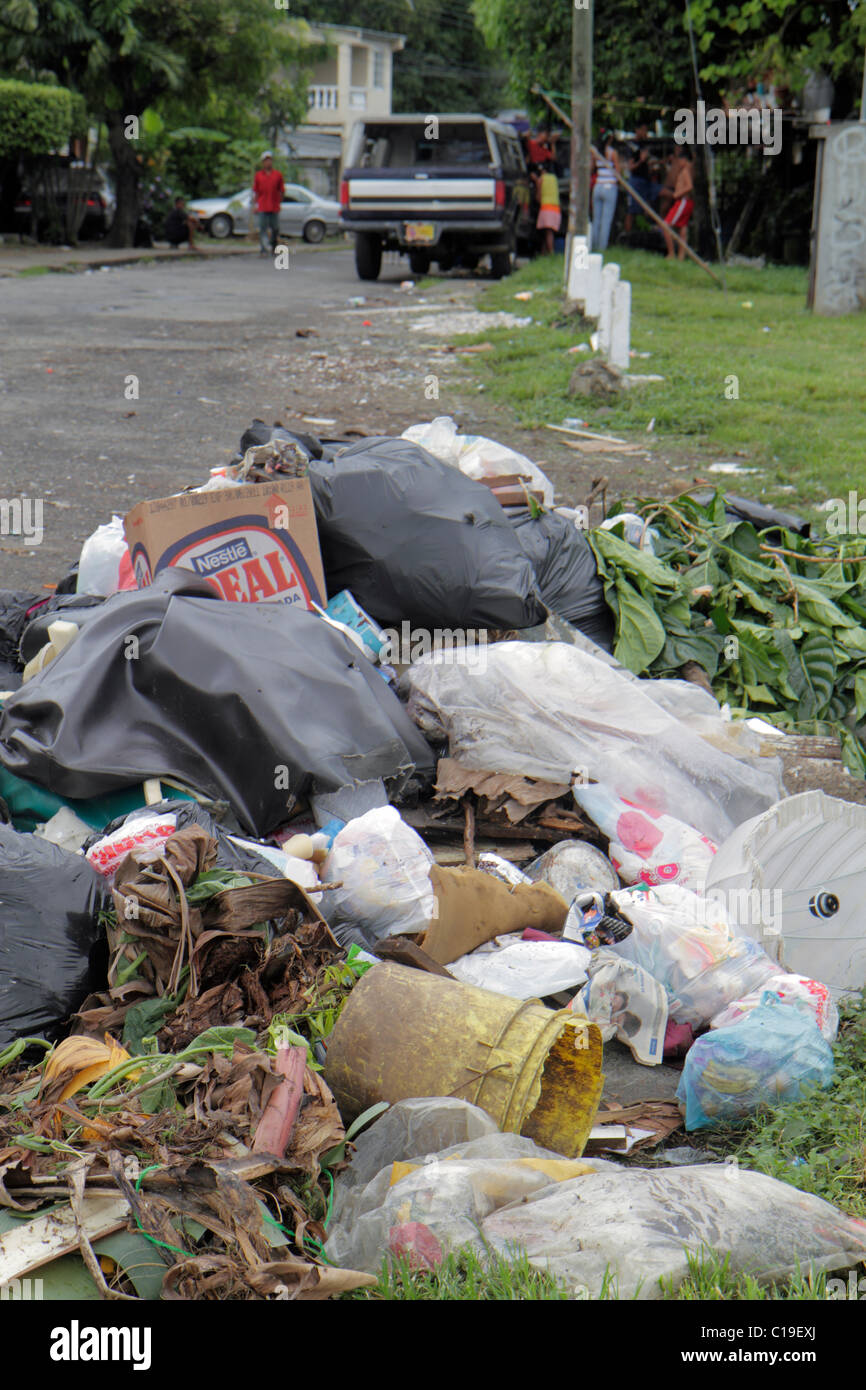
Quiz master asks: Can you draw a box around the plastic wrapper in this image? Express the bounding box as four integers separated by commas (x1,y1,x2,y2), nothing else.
611,884,779,1028
573,784,717,891
0,569,435,838
320,807,436,946
677,994,835,1130
524,839,619,901
401,416,555,508
308,437,546,631
511,508,613,649
326,1131,591,1274
0,825,111,1049
711,973,839,1041
476,853,530,887
448,936,591,999
480,1162,866,1299
406,641,781,847
76,516,133,597
576,948,668,1065
89,800,281,882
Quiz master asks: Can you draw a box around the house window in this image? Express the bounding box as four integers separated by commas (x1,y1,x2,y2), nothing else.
373,50,385,89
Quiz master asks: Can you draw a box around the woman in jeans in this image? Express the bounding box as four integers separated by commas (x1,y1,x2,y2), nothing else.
591,135,621,251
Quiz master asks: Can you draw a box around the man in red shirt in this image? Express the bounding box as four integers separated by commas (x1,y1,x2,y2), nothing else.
253,151,284,256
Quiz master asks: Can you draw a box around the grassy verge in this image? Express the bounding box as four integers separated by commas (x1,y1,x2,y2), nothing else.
466,250,866,507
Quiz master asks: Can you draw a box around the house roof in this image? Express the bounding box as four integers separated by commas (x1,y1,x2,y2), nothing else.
304,21,406,50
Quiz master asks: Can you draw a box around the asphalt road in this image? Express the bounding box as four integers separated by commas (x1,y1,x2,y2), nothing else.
0,244,419,592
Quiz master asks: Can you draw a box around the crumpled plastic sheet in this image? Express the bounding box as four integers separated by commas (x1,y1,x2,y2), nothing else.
406,640,782,845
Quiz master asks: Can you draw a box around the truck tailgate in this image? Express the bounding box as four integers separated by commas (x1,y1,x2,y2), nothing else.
345,170,497,218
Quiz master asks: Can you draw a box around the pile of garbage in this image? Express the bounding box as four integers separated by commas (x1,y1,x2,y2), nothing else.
1,414,864,1300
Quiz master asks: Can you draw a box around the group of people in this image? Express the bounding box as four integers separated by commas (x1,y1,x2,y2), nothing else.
522,121,696,261
592,123,695,259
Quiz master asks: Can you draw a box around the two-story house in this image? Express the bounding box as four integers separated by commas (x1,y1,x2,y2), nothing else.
284,23,405,196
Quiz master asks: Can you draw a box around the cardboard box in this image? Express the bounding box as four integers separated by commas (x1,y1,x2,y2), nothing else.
124,480,327,609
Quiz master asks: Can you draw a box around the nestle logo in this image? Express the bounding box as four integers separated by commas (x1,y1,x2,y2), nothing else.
189,536,252,574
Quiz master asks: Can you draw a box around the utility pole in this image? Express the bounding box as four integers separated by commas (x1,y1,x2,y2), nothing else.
568,0,593,255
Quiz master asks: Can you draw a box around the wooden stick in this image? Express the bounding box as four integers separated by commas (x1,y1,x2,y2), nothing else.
531,84,724,287
463,797,476,867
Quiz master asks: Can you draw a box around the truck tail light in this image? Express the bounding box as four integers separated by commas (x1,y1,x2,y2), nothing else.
340,180,349,208
494,178,506,208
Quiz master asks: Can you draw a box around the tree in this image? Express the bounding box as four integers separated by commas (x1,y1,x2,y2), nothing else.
473,0,694,128
0,0,318,245
299,0,504,112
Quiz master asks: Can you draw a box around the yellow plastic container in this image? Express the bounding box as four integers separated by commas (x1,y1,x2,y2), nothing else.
324,962,604,1158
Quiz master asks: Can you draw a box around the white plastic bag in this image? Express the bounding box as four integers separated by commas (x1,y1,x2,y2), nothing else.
711,972,839,1040
480,1163,866,1299
76,516,130,596
401,416,555,508
320,806,435,944
406,641,781,847
573,783,717,891
448,936,590,999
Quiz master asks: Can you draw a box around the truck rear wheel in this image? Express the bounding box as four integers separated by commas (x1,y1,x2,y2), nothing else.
355,233,382,281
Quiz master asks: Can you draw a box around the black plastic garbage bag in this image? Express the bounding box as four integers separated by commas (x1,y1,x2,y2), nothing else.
308,437,547,630
0,825,110,1049
0,590,41,687
0,569,435,838
510,508,614,650
19,592,105,665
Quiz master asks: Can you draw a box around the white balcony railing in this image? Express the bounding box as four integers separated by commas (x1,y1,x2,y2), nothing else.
308,85,338,110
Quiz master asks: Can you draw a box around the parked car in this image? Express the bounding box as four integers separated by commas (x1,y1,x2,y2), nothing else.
188,185,341,242
14,165,116,240
340,113,532,280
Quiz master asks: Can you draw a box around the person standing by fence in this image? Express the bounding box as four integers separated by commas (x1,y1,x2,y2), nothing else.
591,133,621,251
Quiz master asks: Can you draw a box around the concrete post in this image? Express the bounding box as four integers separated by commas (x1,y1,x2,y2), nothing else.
584,253,603,318
609,279,631,369
566,235,589,305
598,262,620,353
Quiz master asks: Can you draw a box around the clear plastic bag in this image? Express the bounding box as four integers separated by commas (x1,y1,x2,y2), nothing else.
676,993,835,1130
611,883,780,1028
711,973,839,1041
480,1162,866,1299
326,1129,592,1274
524,839,620,900
337,1098,499,1193
320,806,435,946
406,641,781,846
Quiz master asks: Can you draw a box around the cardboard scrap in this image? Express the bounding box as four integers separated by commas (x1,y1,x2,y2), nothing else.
434,758,570,824
421,864,569,965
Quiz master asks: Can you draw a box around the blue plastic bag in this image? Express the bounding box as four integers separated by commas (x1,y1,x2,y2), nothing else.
677,992,834,1131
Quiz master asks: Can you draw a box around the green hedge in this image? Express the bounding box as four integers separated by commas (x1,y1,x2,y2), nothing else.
0,79,85,158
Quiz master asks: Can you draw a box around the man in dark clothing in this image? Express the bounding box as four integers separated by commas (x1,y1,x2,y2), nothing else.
164,196,197,249
624,122,658,233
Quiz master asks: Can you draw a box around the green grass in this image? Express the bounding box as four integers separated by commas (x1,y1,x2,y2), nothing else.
467,250,866,508
661,1249,829,1300
344,1246,573,1300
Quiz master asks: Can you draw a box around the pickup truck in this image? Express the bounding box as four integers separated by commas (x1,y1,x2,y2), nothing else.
340,114,531,280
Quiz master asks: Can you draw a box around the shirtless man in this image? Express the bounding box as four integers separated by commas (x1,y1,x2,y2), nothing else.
662,148,694,260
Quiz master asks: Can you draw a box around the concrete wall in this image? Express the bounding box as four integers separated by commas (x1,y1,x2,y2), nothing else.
810,123,866,316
